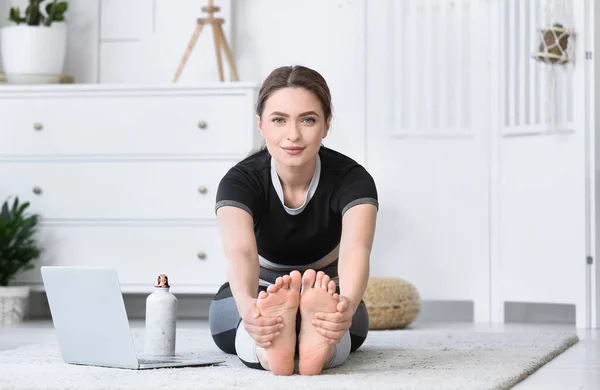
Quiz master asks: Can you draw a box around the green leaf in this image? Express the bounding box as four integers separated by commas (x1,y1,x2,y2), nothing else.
45,1,56,26
44,0,67,26
55,2,68,13
9,7,25,24
0,195,43,285
1,199,9,221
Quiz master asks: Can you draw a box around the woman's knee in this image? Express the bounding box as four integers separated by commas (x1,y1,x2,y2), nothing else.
208,282,241,354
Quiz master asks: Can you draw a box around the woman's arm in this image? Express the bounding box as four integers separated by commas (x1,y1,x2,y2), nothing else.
216,205,283,348
337,203,378,314
216,206,260,317
311,203,378,343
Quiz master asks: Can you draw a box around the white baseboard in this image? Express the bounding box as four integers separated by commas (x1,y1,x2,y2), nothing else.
24,292,577,325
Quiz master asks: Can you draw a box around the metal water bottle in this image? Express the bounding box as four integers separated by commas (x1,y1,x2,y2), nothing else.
144,274,178,356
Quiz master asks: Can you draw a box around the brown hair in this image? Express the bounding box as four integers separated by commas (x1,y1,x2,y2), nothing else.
256,65,333,123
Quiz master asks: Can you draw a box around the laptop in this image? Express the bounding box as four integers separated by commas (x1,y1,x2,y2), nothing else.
41,266,224,370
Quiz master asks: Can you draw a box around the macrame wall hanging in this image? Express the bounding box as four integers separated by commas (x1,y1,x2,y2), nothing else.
531,0,576,131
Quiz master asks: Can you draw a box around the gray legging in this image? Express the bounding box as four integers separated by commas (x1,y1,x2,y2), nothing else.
208,265,369,370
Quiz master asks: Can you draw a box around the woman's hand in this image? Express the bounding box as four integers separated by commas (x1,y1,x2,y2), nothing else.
311,295,353,344
241,300,284,348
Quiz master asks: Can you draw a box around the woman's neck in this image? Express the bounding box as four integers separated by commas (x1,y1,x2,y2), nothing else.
274,157,316,192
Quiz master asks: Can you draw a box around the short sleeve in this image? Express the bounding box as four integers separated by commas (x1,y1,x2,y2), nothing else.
333,166,379,216
215,167,263,219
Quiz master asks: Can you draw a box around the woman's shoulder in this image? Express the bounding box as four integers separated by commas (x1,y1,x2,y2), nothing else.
319,146,378,214
215,148,271,217
227,147,271,178
319,146,370,177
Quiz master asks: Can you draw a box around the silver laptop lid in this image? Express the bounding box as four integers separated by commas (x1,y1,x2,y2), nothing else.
41,266,139,369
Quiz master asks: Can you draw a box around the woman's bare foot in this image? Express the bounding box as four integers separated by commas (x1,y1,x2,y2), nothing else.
298,270,339,376
255,271,302,375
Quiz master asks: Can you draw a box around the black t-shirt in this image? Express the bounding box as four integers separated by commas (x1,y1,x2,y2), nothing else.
215,146,378,267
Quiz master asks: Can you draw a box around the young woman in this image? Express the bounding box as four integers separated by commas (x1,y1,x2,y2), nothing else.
208,65,378,376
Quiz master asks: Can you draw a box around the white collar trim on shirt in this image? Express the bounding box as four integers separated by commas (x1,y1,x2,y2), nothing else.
270,153,321,215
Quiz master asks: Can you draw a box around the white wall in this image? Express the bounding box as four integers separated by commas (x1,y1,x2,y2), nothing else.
232,0,365,163
98,0,233,85
0,0,10,68
0,0,365,163
0,0,99,83
363,0,593,327
0,3,8,27
2,0,596,326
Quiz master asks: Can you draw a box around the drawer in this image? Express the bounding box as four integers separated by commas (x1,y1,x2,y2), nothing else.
0,93,253,156
0,160,235,220
14,224,228,293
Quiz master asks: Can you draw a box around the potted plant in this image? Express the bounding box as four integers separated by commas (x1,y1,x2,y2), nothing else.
0,0,68,83
0,197,43,327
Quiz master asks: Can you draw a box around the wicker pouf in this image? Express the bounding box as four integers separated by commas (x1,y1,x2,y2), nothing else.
363,277,420,330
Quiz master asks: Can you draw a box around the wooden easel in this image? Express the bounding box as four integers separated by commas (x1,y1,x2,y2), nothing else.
172,0,239,83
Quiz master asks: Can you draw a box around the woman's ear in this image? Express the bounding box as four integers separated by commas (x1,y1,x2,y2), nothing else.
322,117,331,139
256,114,263,135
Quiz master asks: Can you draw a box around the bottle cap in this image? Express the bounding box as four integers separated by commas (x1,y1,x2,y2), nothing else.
155,274,170,288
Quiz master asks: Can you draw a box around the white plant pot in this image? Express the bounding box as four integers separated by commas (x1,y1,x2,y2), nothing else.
0,23,67,80
0,286,30,327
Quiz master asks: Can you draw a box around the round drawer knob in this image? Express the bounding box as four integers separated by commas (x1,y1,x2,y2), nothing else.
33,186,42,195
198,186,208,194
197,251,207,260
33,123,43,131
198,121,207,129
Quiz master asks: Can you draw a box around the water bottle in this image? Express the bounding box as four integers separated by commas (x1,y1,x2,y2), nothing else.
144,274,178,356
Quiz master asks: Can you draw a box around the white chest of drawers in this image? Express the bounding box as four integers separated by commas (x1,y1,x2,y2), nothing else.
0,83,259,294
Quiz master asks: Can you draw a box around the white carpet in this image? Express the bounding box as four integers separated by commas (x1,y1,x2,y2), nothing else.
0,327,578,390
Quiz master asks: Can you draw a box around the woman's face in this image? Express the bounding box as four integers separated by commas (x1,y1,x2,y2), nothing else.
258,87,329,169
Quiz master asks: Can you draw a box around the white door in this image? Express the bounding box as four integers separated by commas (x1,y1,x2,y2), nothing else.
366,0,492,322
490,0,591,328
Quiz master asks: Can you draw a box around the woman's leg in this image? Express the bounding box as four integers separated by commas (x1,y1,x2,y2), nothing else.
323,330,351,369
316,299,369,370
208,281,269,365
349,300,369,352
209,280,299,373
234,318,265,369
208,282,241,355
208,273,370,371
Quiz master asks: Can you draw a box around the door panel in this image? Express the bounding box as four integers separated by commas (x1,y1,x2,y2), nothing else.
366,0,492,322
